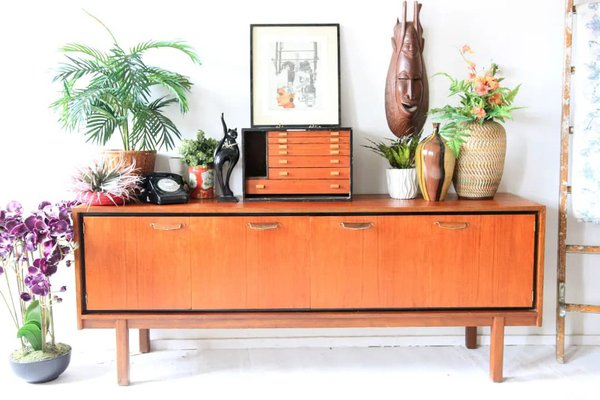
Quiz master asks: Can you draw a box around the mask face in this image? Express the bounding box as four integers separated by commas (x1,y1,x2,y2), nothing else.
385,2,429,138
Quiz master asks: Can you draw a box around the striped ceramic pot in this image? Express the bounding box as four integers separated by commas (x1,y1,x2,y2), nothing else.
453,121,506,199
416,123,455,201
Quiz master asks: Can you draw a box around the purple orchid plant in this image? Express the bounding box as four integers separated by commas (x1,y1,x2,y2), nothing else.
0,200,77,354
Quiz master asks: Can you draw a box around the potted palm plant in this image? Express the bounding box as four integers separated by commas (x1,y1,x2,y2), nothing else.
51,12,201,175
364,132,421,199
0,200,77,383
179,130,218,199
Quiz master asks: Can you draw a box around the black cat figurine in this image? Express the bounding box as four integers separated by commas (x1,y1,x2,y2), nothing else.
214,113,240,202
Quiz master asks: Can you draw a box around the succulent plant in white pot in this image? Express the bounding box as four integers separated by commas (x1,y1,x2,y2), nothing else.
364,133,421,199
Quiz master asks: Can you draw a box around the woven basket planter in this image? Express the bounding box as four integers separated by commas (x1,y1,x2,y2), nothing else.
453,121,506,199
102,150,157,176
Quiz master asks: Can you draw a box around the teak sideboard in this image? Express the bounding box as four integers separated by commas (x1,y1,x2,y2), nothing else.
72,194,545,384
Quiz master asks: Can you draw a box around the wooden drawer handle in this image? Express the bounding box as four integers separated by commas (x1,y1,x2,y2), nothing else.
279,159,288,164
255,184,266,189
330,144,339,149
330,138,340,143
278,151,288,155
434,221,469,230
247,222,280,230
330,150,340,155
278,144,288,149
279,171,289,176
330,131,340,136
278,138,288,143
330,184,341,189
340,222,373,230
150,223,184,231
330,171,340,176
330,159,340,164
278,132,288,136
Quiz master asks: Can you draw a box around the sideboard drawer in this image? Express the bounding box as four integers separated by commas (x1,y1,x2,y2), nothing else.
246,179,350,194
268,130,351,138
268,143,351,156
268,167,351,180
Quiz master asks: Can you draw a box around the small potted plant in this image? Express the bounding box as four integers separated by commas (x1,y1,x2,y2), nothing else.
179,130,218,199
0,200,77,383
51,11,201,175
72,158,143,206
364,132,421,199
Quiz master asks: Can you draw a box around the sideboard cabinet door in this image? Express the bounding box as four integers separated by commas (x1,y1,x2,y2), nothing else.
190,216,310,309
377,214,536,308
309,216,380,308
83,216,191,310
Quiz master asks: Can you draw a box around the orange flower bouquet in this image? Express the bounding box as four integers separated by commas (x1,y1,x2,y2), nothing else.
430,45,521,156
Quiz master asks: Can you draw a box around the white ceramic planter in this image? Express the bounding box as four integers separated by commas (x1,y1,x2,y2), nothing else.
386,168,418,199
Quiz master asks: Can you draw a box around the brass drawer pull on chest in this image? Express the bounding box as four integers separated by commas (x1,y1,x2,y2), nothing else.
150,223,184,231
247,222,280,230
434,221,469,230
279,171,289,176
255,184,266,189
330,171,340,176
340,222,374,230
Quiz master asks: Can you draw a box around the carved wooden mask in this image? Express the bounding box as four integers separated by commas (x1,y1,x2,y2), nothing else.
385,1,429,138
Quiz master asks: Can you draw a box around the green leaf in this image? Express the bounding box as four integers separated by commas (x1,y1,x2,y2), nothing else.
17,322,43,351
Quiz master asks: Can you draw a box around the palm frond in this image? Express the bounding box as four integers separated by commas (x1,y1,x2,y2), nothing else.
146,66,193,112
84,106,119,145
53,56,106,82
60,43,108,62
130,40,201,65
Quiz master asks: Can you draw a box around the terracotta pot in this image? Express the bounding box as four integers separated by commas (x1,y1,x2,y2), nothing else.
386,168,418,200
188,165,214,199
416,124,456,201
453,121,506,199
102,150,157,176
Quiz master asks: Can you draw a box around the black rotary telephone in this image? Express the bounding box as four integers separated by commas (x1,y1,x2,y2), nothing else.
142,173,189,205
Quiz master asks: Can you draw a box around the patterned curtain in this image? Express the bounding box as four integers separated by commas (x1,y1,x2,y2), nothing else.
573,2,600,223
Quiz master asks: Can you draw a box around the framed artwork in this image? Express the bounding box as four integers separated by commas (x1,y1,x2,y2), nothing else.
250,24,340,127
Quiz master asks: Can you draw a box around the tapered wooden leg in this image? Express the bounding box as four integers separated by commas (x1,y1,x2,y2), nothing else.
556,309,565,363
116,320,130,386
490,317,505,383
139,329,151,353
465,326,478,349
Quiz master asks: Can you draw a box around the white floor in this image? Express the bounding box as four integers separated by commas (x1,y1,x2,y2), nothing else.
3,345,600,399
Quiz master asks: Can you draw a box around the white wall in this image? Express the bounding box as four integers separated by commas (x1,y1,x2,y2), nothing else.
2,0,599,352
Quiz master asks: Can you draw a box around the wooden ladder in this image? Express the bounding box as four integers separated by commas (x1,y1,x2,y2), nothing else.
556,0,600,363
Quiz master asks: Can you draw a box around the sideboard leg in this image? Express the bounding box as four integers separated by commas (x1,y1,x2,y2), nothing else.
139,329,151,353
465,326,478,349
489,317,505,383
116,320,130,386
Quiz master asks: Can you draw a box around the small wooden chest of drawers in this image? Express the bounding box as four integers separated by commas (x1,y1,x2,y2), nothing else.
242,128,352,199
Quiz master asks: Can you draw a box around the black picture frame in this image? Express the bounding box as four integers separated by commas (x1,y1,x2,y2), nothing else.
250,24,341,128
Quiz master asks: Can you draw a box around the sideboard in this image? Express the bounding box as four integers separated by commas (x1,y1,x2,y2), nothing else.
72,193,545,384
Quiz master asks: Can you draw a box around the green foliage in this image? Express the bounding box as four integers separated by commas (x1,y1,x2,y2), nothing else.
179,130,219,167
364,133,421,169
429,46,521,157
16,301,43,351
51,13,200,151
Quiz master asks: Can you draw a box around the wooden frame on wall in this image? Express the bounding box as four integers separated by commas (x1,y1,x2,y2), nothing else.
250,24,341,127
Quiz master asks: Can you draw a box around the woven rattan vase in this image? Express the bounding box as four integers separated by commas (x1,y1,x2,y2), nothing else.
453,121,506,199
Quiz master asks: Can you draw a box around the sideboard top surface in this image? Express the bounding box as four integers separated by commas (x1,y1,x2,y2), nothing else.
73,193,545,215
